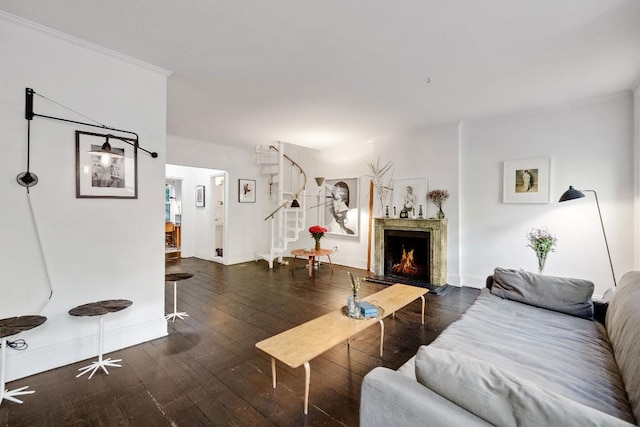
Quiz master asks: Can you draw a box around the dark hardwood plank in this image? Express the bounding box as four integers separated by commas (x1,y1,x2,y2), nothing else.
0,257,480,426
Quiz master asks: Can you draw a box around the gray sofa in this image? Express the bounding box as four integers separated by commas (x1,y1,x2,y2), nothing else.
361,268,640,426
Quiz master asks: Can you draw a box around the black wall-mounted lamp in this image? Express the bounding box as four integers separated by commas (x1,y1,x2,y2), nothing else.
17,87,158,190
559,185,616,288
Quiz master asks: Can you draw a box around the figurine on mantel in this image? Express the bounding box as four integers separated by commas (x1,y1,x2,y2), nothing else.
427,189,450,219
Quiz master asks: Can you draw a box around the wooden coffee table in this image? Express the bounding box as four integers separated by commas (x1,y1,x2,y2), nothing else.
255,284,427,414
290,248,334,277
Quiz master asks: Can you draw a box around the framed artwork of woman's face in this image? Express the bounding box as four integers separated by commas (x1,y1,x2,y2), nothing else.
324,178,359,237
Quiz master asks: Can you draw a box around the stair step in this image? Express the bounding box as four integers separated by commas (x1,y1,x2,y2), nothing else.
260,165,279,175
255,144,275,153
257,157,279,166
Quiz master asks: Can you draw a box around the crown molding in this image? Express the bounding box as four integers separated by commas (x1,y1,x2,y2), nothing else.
0,11,172,77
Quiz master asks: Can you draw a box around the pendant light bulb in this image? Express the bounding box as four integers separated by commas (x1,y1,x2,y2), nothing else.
100,154,112,166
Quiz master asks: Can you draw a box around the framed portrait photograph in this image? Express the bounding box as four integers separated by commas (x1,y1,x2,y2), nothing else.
238,179,256,203
76,130,137,199
503,157,551,203
324,178,359,237
392,177,427,218
195,185,205,207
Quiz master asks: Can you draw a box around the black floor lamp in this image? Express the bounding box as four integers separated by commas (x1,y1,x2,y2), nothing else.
559,186,616,288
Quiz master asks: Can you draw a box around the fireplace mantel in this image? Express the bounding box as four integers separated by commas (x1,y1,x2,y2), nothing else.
374,218,448,286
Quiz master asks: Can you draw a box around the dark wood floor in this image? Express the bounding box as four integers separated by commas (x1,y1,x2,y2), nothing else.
0,257,479,427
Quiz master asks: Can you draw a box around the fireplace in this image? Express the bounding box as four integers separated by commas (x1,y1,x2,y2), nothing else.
374,218,447,287
384,230,431,284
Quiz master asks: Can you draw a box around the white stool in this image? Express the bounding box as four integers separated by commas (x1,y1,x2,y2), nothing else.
0,315,47,405
69,299,132,380
164,273,193,321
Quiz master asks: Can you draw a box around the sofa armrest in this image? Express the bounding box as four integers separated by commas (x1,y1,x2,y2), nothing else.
360,367,491,427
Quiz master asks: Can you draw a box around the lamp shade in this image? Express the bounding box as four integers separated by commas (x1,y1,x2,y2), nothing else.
88,138,125,159
315,177,325,186
290,199,300,208
558,186,585,202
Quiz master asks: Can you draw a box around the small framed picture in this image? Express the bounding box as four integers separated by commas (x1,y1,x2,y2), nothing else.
76,130,137,199
503,157,551,203
238,179,256,203
195,185,205,207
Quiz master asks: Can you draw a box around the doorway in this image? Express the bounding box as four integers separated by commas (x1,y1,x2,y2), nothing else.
166,164,227,263
211,173,225,260
165,178,183,260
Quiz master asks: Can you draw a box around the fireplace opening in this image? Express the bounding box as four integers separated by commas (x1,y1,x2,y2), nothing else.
384,230,430,285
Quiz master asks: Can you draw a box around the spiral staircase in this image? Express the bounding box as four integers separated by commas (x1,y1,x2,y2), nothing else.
255,142,307,268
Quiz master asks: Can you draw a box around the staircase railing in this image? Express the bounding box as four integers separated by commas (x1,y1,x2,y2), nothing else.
264,145,307,220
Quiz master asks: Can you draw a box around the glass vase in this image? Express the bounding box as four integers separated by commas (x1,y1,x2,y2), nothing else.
314,238,321,251
348,294,361,318
437,207,445,219
537,252,547,274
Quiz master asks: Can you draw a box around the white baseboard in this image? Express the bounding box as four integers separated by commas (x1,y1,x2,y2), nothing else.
5,317,167,382
458,274,489,288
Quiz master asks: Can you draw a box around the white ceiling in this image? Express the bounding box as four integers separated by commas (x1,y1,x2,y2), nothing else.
2,0,640,149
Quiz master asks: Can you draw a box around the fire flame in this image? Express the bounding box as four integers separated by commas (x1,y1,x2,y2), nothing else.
392,246,419,275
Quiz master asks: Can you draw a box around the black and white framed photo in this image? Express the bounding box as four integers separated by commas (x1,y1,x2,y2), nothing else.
238,179,256,203
324,178,359,236
76,130,137,199
392,177,426,218
195,185,205,207
503,157,551,203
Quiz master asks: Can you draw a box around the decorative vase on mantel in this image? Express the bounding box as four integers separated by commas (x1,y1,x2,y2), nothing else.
427,189,450,221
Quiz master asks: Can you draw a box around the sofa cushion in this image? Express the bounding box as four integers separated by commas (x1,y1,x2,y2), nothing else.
396,355,416,380
430,289,635,423
491,267,594,319
606,271,640,423
415,346,634,426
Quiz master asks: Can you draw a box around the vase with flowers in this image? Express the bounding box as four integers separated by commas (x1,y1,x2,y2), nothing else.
309,225,327,251
427,189,450,219
347,272,361,318
526,228,558,273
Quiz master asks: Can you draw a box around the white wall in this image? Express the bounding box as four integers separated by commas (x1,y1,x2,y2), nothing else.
0,14,169,380
460,93,635,296
634,85,640,270
315,124,461,282
166,164,225,261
